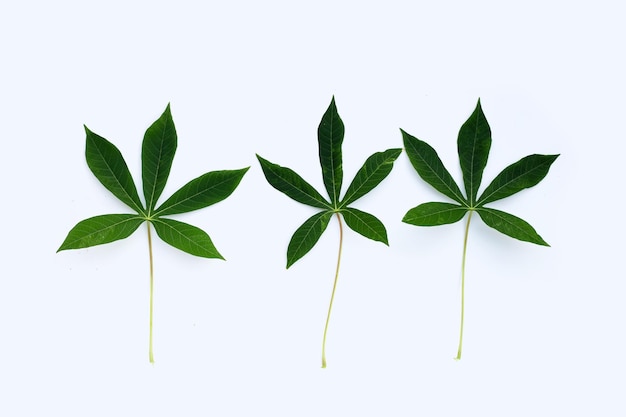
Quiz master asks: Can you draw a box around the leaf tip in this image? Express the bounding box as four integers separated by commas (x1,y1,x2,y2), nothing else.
328,95,337,110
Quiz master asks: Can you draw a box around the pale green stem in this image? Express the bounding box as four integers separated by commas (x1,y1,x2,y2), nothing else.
147,222,155,364
321,213,343,368
455,210,473,361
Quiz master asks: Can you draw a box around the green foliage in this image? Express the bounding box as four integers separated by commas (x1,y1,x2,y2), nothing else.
58,104,248,362
401,99,558,244
257,97,401,268
401,99,558,359
58,104,249,256
257,96,401,367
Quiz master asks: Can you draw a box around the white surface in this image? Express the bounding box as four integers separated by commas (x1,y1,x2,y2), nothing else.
1,1,624,415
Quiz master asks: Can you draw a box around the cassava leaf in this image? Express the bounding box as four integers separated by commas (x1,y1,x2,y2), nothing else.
318,96,344,206
154,168,249,216
85,126,145,214
401,129,466,205
286,211,333,268
151,218,224,259
477,154,559,206
57,214,144,251
341,208,389,245
400,99,558,359
142,103,177,212
402,202,467,226
258,96,399,366
256,154,332,209
476,207,549,246
457,99,491,206
59,104,248,363
340,148,402,207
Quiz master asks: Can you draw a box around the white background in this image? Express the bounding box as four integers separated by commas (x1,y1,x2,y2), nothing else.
1,1,624,415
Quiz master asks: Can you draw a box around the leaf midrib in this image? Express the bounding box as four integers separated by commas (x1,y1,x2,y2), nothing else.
146,126,168,213
328,113,340,207
468,115,480,205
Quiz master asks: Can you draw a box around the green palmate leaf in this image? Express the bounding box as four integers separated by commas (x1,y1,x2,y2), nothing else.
85,126,144,213
155,168,249,216
340,148,403,207
341,208,389,245
58,214,144,251
402,202,467,226
400,99,558,360
256,154,331,209
401,129,466,205
286,211,333,268
318,97,344,206
259,96,399,367
476,207,549,246
477,154,559,206
151,218,224,258
457,99,491,206
60,104,248,363
142,104,177,212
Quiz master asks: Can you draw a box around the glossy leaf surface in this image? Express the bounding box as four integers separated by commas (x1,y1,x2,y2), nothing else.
476,207,548,246
258,96,400,367
142,104,177,212
477,154,559,206
58,104,248,363
341,208,388,244
58,214,144,251
402,129,466,205
341,148,403,207
152,218,224,258
85,127,144,213
286,211,333,268
155,168,249,216
256,155,331,209
402,202,467,226
402,99,558,245
318,97,344,206
257,97,401,268
401,99,558,359
59,104,248,258
457,99,491,206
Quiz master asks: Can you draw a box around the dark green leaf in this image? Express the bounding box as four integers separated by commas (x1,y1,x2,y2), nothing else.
318,97,344,206
477,154,559,206
457,99,491,206
402,202,467,226
401,129,466,205
340,148,402,207
85,126,144,213
142,104,177,212
256,154,332,209
57,214,144,251
286,211,333,268
154,168,249,216
341,208,389,245
476,207,549,246
151,218,224,259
